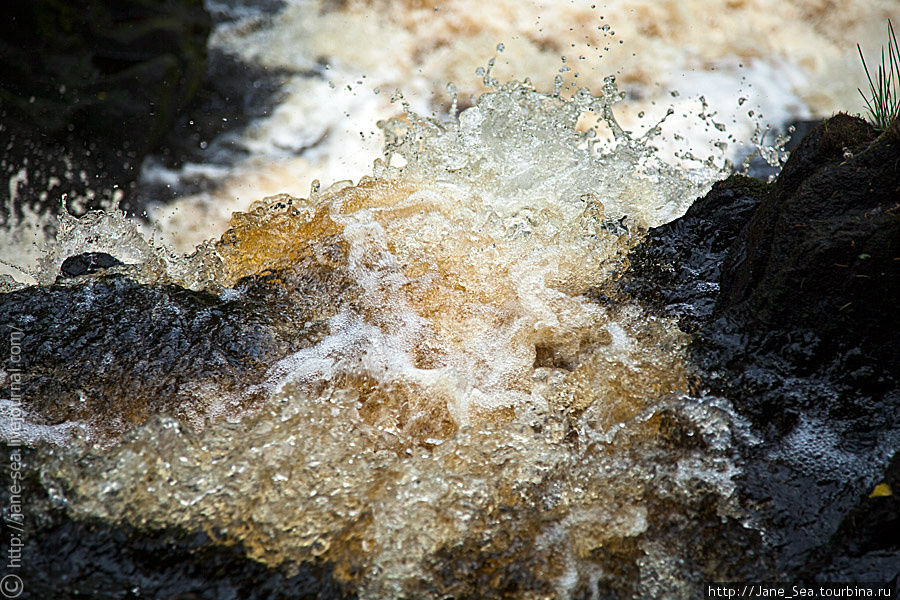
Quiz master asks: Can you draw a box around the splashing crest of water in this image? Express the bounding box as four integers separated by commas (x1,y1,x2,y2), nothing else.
25,79,754,598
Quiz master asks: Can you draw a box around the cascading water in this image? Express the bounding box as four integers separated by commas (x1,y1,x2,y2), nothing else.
3,2,898,598
14,77,759,598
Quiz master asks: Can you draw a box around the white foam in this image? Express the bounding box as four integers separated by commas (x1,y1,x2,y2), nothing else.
140,0,896,251
0,399,82,446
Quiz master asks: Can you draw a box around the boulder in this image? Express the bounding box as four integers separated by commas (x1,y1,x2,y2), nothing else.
618,174,767,332
717,114,899,370
627,114,899,585
0,269,341,441
617,114,899,587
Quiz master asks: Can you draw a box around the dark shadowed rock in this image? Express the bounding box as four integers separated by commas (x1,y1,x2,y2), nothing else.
803,451,900,583
0,270,341,441
703,115,900,582
59,252,124,279
0,0,211,220
618,113,899,588
717,113,899,366
619,174,768,332
135,48,298,205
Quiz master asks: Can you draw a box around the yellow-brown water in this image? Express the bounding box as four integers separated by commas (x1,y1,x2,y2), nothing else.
3,2,898,596
32,81,761,598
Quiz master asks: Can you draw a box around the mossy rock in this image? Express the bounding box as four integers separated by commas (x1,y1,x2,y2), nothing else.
716,113,899,361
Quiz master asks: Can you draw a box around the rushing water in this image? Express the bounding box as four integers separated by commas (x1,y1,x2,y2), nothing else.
28,77,732,595
2,1,898,598
134,0,895,254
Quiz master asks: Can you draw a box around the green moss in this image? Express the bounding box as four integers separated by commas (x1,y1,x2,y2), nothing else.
716,173,771,195
819,113,877,156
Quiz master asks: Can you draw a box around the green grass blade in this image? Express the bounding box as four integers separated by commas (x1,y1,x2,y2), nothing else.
857,19,900,130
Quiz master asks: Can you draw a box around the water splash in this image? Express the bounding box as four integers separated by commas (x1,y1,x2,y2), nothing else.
27,79,761,597
376,77,722,228
740,121,795,180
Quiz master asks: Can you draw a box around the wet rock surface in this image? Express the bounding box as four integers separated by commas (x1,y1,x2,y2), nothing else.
0,270,341,440
58,252,125,279
625,114,900,587
618,174,768,332
135,48,297,205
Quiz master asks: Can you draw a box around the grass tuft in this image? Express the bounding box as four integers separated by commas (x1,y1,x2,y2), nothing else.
857,20,900,131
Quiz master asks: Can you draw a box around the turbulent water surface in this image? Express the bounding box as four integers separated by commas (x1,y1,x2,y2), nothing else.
31,78,738,597
2,1,898,598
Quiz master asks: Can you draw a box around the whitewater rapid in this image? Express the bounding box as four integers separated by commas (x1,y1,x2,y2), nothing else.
135,0,894,254
2,2,898,598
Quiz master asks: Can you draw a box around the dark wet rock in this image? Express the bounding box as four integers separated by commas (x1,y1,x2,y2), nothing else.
0,272,338,439
135,49,300,205
0,233,358,595
59,252,124,279
703,115,899,581
617,113,900,589
0,0,211,221
704,114,900,436
619,174,768,332
800,451,900,584
0,445,352,600
626,114,900,586
717,114,899,371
